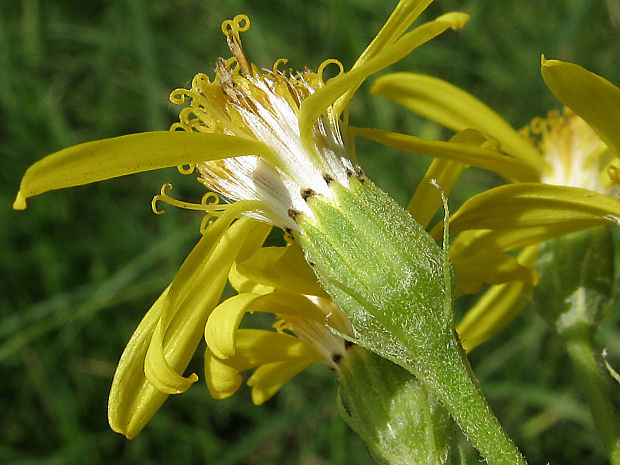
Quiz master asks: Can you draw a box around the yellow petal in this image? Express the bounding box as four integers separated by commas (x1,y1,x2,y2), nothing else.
250,291,327,322
143,210,262,395
332,0,434,117
205,293,265,359
451,224,593,256
207,285,328,342
108,287,169,439
235,245,328,297
356,127,540,182
205,290,325,361
203,329,321,401
349,0,433,67
221,329,323,372
458,282,528,353
541,57,620,156
299,12,469,145
407,129,506,228
370,72,545,168
247,359,316,405
450,249,537,296
13,131,274,210
228,262,275,295
440,183,620,235
204,349,243,400
457,246,539,352
146,318,200,395
236,222,273,262
227,222,274,293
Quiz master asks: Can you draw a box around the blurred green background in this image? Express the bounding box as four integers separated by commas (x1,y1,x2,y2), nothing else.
3,0,620,463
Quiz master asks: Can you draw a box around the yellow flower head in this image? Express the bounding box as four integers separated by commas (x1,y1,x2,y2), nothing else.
170,14,356,231
13,1,469,439
526,108,620,196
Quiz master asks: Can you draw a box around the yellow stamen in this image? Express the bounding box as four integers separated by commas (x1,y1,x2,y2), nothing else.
220,14,251,36
177,164,195,175
525,107,614,193
151,183,227,216
272,58,290,75
221,14,252,76
316,59,345,85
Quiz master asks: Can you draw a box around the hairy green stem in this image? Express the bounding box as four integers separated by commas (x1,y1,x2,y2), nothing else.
533,226,618,463
564,333,620,465
420,336,527,465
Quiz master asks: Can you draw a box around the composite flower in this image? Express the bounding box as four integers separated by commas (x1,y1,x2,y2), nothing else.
365,58,620,350
13,0,474,440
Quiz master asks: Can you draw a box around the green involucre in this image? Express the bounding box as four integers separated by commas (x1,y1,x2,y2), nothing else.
293,176,527,465
295,177,452,370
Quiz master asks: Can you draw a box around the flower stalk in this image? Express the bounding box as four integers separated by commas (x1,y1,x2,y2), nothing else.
533,226,620,464
564,334,620,465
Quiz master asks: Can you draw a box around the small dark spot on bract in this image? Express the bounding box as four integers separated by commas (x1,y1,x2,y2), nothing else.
287,208,302,220
332,353,343,363
344,340,355,349
355,165,365,182
323,173,334,184
301,188,316,201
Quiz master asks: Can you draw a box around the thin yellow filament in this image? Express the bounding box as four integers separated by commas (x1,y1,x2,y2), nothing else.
221,14,250,36
222,15,252,76
151,183,225,215
177,164,196,175
272,58,290,75
317,59,344,85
